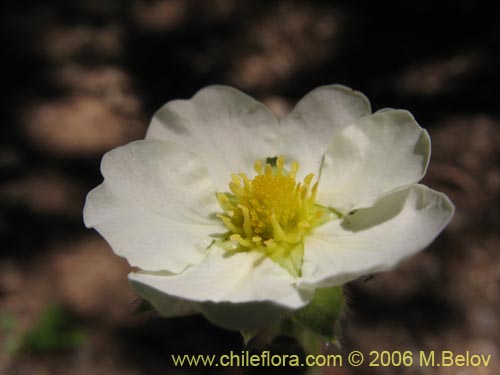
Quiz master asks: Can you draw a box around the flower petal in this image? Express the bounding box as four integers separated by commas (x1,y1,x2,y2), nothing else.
280,85,371,177
83,140,225,273
298,184,454,288
130,280,199,317
129,246,312,331
317,110,431,213
146,85,279,191
199,301,291,332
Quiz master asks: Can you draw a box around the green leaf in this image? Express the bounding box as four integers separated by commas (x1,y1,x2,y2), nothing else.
0,312,21,355
21,304,85,354
291,286,344,341
0,312,17,331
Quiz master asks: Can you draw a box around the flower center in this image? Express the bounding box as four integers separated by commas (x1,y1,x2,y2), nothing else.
216,156,328,277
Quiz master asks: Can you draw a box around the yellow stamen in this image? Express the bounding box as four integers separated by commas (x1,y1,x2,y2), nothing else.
216,156,321,249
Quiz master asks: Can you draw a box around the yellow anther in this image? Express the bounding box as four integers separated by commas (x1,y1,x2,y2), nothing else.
289,161,299,178
230,234,253,248
297,220,310,228
217,214,243,234
239,173,251,190
238,204,253,237
217,157,320,250
309,181,319,204
254,160,263,174
304,173,314,187
264,238,275,247
252,236,263,246
229,182,239,195
276,155,285,172
231,174,241,186
216,192,233,211
216,192,228,203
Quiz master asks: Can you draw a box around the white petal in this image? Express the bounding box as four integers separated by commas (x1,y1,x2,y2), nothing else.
299,185,454,288
317,110,430,213
376,107,395,113
130,280,199,317
84,140,225,273
129,247,312,331
280,85,371,177
146,85,279,191
199,301,292,332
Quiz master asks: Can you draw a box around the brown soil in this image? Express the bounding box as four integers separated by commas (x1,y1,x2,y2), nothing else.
1,1,499,374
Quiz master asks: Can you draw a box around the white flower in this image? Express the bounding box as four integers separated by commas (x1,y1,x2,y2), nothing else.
83,85,454,332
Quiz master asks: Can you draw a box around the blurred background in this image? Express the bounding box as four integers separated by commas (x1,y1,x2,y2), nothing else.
1,0,499,374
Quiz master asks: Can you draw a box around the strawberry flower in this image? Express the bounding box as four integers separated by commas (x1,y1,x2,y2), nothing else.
84,85,454,332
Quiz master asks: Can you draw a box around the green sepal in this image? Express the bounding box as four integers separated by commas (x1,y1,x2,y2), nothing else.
133,298,155,315
291,286,344,341
247,287,344,354
280,318,329,355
